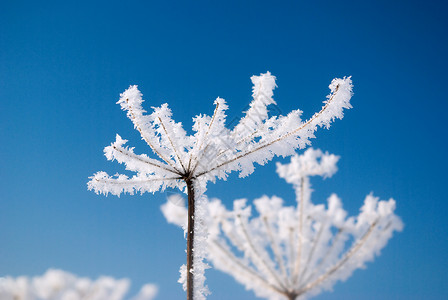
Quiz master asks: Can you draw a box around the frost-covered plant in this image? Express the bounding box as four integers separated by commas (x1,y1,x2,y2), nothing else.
87,72,353,299
162,149,403,300
0,269,157,300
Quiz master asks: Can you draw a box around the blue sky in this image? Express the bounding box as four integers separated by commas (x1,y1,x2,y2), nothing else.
0,0,447,299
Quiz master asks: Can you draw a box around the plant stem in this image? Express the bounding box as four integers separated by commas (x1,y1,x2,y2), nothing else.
186,178,195,300
287,293,297,300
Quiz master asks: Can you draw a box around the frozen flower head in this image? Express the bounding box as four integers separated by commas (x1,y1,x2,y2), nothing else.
88,73,353,197
88,72,353,299
162,149,403,300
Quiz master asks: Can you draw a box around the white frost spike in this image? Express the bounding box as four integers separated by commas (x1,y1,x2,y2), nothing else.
233,72,277,140
162,149,403,300
0,269,157,300
88,73,353,299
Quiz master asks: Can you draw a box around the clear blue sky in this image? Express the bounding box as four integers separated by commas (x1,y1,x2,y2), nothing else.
1,0,447,299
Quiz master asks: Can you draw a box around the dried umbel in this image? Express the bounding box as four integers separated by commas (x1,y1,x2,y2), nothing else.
0,269,157,300
88,73,353,299
162,149,403,300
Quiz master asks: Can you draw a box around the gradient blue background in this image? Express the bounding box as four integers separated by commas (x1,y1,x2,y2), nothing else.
1,0,447,299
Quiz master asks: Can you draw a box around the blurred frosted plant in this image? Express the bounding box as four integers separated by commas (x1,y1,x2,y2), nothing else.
87,72,353,299
162,149,403,300
0,269,157,300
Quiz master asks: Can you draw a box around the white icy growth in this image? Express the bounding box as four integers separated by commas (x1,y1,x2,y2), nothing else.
0,269,157,300
88,72,353,299
161,149,403,300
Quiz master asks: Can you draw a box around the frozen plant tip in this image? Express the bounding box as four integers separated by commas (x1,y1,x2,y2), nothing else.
88,72,353,299
0,269,157,300
162,149,403,300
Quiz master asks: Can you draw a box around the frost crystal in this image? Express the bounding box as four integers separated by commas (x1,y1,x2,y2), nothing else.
88,72,353,299
162,149,403,300
0,269,157,300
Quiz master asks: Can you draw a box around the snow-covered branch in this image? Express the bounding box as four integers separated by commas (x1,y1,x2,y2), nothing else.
105,135,181,176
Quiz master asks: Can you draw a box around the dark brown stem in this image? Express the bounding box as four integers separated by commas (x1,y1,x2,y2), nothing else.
186,178,195,300
287,293,298,300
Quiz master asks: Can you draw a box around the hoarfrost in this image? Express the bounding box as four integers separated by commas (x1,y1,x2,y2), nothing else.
162,149,403,300
88,73,353,299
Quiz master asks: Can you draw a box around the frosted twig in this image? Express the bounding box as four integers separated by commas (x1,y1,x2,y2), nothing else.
262,216,290,286
124,98,180,173
196,85,347,178
297,221,378,296
237,214,288,291
111,144,181,175
157,116,187,172
292,177,305,284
